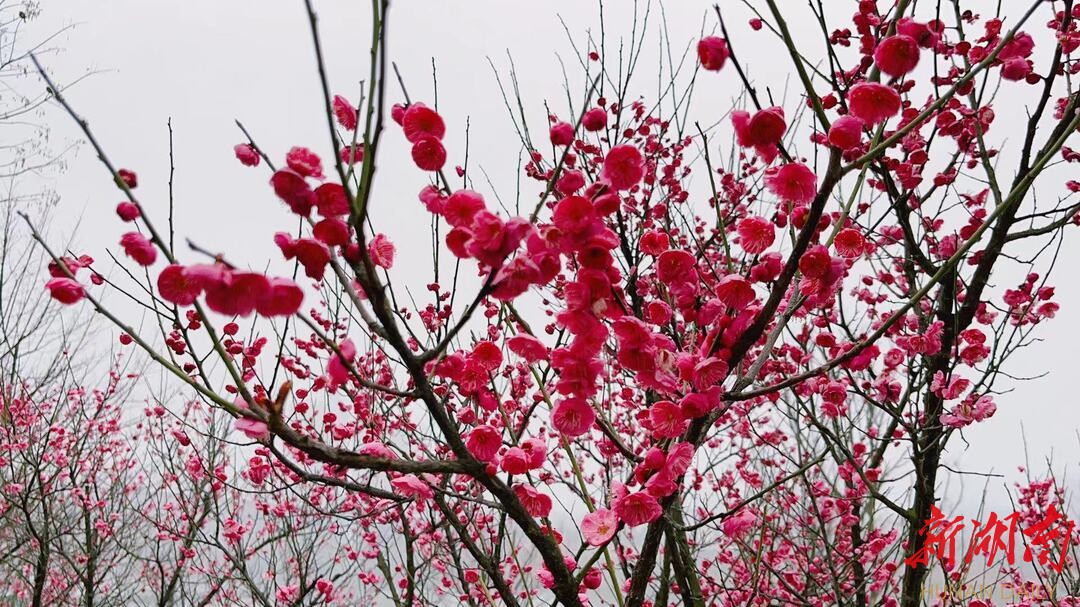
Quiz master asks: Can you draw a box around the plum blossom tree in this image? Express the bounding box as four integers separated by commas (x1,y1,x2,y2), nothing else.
0,364,149,606
20,0,1080,605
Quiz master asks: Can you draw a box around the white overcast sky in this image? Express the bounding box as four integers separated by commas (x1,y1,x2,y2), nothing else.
21,0,1080,515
